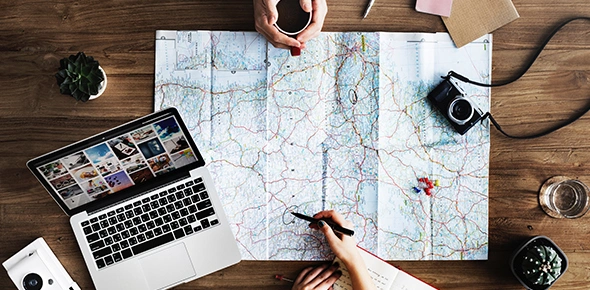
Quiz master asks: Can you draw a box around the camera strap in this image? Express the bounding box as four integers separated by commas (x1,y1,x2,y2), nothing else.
445,17,590,139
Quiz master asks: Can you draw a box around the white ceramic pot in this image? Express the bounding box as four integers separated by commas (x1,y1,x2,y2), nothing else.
89,66,107,100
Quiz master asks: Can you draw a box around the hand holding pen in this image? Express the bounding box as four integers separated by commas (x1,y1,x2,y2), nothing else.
310,210,363,265
291,212,355,236
286,210,375,290
290,210,360,264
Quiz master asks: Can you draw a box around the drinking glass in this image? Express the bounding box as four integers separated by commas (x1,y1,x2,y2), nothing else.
539,176,590,218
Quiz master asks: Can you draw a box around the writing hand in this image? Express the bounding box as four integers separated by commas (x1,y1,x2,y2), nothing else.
312,210,360,265
312,210,377,290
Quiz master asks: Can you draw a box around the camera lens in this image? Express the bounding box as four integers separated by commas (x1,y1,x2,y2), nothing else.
448,97,474,125
23,273,43,290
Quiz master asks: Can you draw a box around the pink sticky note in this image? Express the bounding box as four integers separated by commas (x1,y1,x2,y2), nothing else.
415,0,454,17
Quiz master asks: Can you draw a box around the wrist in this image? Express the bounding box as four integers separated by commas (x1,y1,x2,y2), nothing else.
340,249,363,268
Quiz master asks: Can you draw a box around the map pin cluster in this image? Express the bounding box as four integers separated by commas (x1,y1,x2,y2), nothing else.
413,177,438,196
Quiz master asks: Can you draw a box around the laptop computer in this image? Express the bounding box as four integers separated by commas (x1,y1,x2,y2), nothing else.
27,108,241,290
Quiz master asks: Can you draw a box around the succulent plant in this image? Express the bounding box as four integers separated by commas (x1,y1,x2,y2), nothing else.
521,244,563,286
55,52,105,102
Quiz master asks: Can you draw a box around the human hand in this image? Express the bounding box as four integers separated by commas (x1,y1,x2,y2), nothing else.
292,263,341,290
311,210,361,266
294,0,328,45
253,0,328,50
254,0,301,49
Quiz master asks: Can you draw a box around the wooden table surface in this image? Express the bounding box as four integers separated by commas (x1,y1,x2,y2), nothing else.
2,0,590,289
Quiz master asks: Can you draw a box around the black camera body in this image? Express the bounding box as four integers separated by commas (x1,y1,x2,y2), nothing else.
427,78,484,135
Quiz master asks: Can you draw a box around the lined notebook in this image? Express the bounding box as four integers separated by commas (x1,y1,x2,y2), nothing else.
332,248,437,290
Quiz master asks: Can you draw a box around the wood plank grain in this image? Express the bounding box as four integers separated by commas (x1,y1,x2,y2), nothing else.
2,0,590,289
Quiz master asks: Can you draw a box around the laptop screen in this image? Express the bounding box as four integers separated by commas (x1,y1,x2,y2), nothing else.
27,108,205,216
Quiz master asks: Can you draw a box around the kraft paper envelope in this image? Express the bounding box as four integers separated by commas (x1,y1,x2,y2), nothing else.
442,0,519,48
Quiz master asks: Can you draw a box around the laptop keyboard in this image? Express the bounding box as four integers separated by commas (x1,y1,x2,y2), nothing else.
80,177,220,270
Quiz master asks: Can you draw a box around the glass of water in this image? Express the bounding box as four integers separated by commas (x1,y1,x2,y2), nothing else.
539,176,590,218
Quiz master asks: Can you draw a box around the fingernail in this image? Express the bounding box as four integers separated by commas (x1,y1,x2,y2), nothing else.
318,220,326,227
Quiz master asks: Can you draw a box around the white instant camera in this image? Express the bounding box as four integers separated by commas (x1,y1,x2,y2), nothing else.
2,238,80,290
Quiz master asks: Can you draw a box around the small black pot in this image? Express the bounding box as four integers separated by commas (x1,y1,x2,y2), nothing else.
510,236,568,290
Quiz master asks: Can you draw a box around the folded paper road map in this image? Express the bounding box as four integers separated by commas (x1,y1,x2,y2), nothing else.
154,31,491,261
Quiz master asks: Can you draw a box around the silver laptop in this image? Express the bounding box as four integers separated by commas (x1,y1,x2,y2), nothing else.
27,108,241,290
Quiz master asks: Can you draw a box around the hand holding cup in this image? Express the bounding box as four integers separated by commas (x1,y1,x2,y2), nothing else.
253,0,328,55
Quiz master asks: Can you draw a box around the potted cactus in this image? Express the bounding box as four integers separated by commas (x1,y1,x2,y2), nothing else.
55,52,107,102
510,236,568,290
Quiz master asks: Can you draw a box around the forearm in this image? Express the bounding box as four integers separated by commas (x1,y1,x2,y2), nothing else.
342,254,376,290
313,211,376,290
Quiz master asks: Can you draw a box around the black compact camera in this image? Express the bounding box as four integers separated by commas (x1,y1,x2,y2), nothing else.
427,77,484,135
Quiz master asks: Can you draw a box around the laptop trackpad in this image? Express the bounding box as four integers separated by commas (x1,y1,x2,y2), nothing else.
139,243,196,290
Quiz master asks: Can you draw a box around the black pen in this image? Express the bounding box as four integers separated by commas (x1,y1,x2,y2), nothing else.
291,212,355,236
